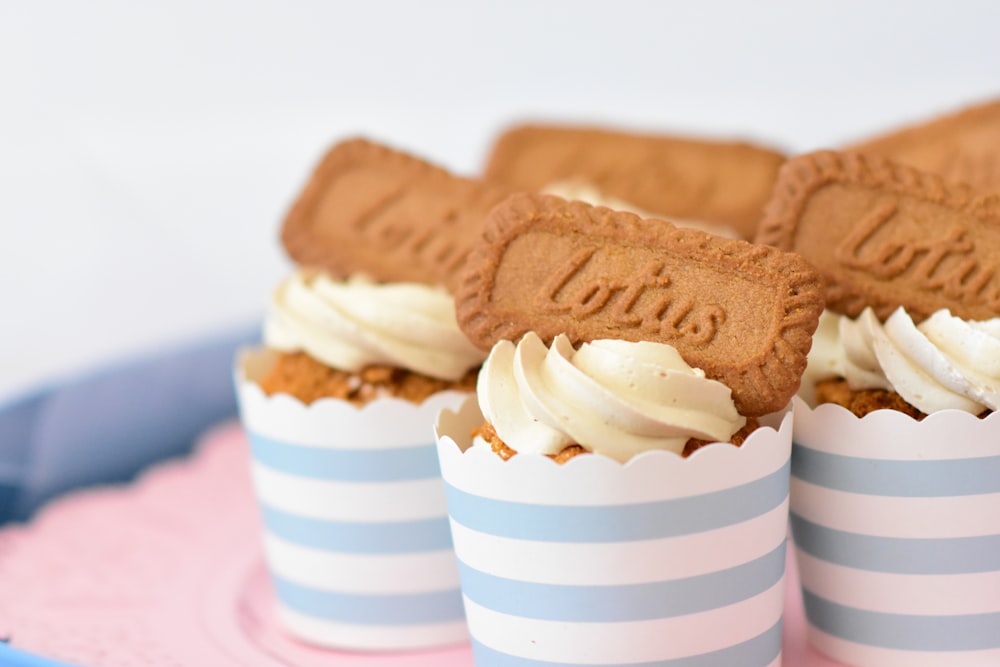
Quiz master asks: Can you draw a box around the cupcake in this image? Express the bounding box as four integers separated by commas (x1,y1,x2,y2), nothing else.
482,123,785,239
757,150,1000,666
435,193,824,666
235,138,511,651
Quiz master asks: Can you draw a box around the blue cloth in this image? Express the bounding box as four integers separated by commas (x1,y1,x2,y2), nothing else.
0,642,83,667
0,324,259,523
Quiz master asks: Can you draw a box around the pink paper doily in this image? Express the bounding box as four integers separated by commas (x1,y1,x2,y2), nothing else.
0,421,842,666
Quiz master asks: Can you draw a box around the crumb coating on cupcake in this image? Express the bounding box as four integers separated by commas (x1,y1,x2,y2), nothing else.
471,418,760,463
259,351,477,406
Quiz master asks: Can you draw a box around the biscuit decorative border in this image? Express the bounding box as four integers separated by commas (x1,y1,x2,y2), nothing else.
756,151,1000,320
456,193,824,416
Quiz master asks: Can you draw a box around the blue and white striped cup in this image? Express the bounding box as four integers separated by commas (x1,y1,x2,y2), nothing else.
235,349,469,651
435,396,793,667
790,398,1000,667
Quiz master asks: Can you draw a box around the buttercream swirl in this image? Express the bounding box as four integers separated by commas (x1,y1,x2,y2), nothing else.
264,271,486,381
806,307,1000,414
477,332,746,462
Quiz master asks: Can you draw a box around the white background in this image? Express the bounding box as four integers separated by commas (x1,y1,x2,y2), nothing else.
1,0,998,401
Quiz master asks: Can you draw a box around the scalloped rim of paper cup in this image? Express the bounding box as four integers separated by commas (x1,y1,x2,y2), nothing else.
792,396,1000,460
434,395,793,504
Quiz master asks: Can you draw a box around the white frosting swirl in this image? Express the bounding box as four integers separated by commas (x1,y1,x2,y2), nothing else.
264,271,486,381
806,307,1000,414
477,332,746,462
541,180,739,238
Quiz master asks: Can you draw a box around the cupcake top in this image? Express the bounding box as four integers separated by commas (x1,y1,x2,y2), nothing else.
805,307,1000,414
476,332,745,461
263,138,513,384
452,192,822,461
757,150,1000,415
264,271,485,381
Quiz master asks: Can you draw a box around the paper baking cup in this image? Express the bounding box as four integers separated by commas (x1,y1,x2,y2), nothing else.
790,397,1000,667
235,348,469,651
435,396,793,667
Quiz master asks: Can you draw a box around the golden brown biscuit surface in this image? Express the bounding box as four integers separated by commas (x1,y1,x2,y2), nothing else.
483,124,786,239
847,99,1000,192
756,150,1000,323
282,138,513,291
